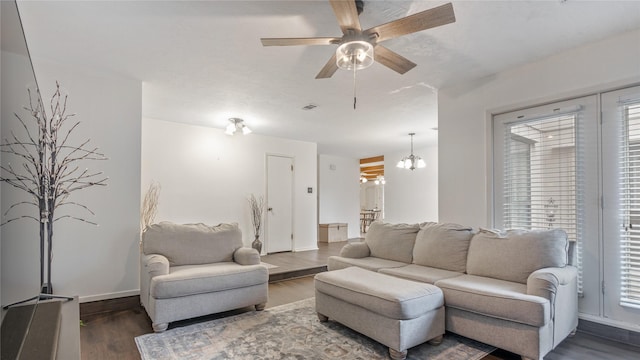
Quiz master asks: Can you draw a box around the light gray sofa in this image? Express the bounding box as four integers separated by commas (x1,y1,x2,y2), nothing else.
328,222,578,360
140,222,268,332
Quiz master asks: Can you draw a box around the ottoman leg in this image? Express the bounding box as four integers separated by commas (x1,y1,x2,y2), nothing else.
428,335,444,345
317,312,328,322
389,348,407,360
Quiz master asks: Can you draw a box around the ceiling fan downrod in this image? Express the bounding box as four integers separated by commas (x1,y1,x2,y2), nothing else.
355,0,364,15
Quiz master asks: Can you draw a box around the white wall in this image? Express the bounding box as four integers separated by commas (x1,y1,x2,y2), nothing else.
318,154,360,239
384,145,438,224
142,118,318,252
439,28,640,228
3,58,143,303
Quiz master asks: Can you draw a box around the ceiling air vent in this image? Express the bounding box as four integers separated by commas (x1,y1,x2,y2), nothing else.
302,104,318,110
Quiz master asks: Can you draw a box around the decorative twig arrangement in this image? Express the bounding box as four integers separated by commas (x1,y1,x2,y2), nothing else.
248,194,265,237
248,194,265,253
0,82,107,294
141,181,161,232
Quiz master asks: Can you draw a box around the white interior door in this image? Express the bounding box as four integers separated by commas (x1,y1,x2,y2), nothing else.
266,155,293,253
602,85,640,324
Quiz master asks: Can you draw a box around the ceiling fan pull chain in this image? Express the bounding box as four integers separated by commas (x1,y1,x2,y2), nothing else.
353,61,357,110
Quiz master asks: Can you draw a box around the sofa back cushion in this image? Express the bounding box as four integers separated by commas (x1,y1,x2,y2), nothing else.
466,228,568,284
412,222,474,272
365,222,420,263
142,222,242,266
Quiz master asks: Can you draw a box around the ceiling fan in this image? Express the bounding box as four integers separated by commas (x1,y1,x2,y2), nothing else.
261,0,456,79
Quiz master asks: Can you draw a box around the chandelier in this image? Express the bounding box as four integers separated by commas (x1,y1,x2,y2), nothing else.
374,175,386,185
397,133,426,170
225,118,252,135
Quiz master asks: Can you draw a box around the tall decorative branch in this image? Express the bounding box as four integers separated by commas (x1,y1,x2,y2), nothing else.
248,194,265,253
0,82,107,294
141,181,161,232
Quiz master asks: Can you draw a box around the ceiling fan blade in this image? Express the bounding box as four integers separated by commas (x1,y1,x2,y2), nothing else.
364,2,455,43
261,37,341,46
374,45,416,75
316,53,339,79
329,0,362,33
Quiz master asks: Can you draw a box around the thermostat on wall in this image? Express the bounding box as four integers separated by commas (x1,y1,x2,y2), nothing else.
307,187,313,194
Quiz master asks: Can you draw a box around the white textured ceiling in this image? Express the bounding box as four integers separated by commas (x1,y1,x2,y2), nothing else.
17,1,640,158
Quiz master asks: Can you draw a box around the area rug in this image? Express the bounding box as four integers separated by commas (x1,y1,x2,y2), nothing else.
136,298,495,360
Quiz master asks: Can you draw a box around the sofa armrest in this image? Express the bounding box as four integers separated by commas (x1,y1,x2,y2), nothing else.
234,247,261,265
527,266,578,317
142,254,170,278
339,242,371,258
527,266,577,298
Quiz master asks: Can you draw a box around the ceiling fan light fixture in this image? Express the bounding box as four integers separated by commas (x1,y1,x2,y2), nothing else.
336,41,374,71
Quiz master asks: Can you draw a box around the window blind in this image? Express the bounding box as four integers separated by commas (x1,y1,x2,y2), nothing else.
504,113,583,292
620,101,640,309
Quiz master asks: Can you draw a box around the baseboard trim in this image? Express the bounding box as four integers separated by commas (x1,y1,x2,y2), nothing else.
293,246,319,252
578,316,640,347
80,295,141,318
79,289,139,304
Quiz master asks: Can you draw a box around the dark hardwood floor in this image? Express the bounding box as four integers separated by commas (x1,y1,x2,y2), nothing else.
80,242,640,360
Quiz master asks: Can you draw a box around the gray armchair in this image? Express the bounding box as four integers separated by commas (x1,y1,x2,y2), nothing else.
140,222,268,332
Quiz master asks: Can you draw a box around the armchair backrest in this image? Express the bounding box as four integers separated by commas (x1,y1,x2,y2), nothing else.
142,222,242,266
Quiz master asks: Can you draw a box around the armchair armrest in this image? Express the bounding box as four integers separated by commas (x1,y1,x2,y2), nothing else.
234,247,261,265
140,253,169,309
142,254,170,278
339,242,371,259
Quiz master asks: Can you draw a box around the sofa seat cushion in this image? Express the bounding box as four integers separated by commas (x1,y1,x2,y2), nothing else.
379,264,463,284
327,255,407,272
435,274,550,327
151,263,268,299
315,267,443,320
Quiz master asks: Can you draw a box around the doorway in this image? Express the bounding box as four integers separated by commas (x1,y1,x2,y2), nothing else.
359,156,384,234
266,155,294,253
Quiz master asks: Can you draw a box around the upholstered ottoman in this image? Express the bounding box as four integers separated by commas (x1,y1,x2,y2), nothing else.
314,267,445,360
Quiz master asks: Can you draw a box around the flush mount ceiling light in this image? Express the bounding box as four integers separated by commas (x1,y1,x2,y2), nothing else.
397,133,426,170
225,118,252,135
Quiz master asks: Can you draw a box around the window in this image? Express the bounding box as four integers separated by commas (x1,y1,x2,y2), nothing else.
619,101,640,309
497,111,582,291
